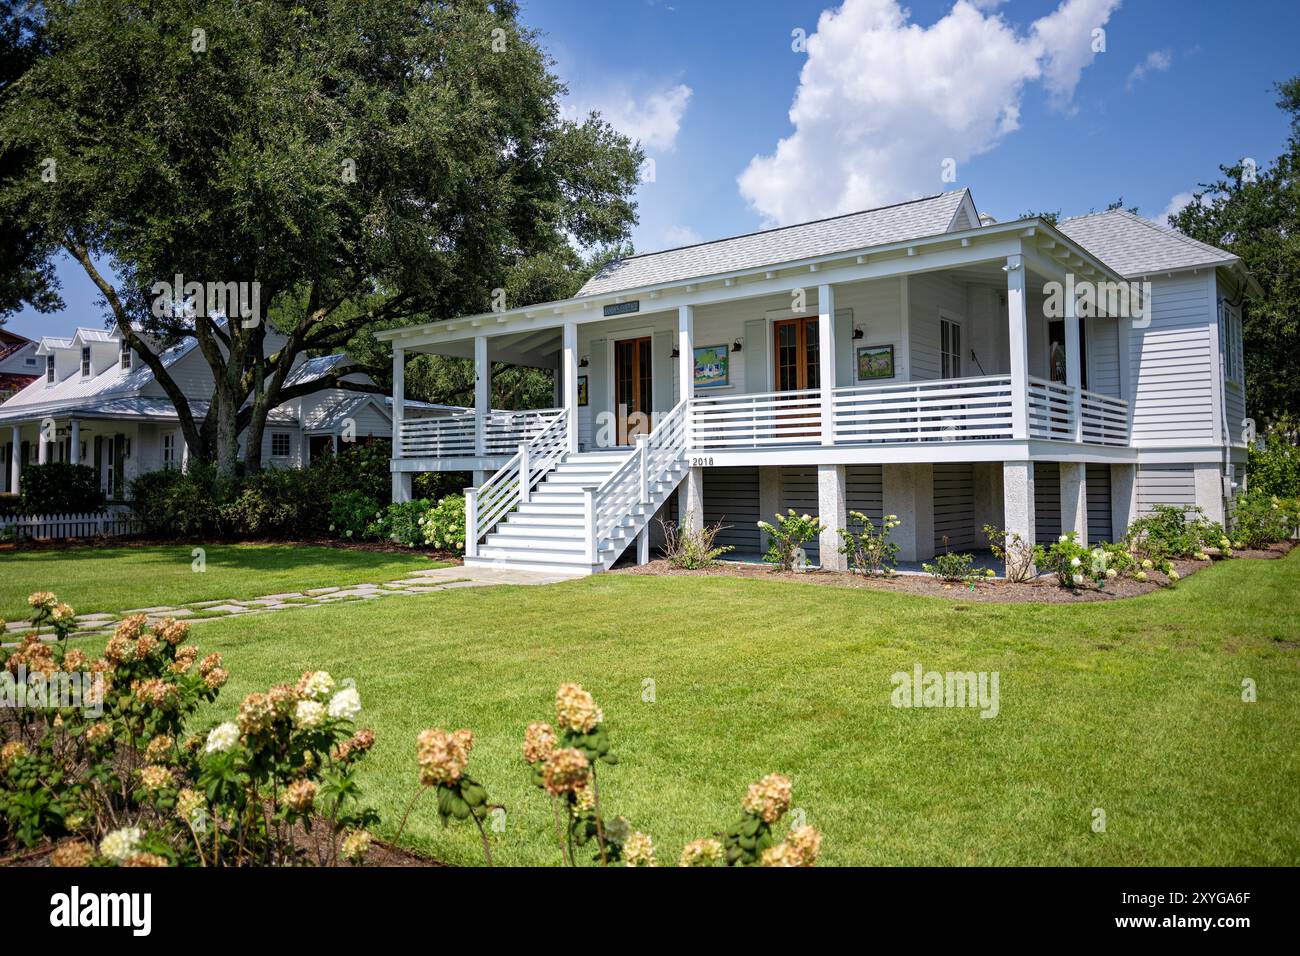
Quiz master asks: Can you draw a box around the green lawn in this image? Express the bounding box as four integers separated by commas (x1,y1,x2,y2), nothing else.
0,544,443,621
156,550,1300,867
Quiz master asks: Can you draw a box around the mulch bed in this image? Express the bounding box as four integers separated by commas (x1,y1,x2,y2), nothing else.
1,835,442,868
614,540,1295,604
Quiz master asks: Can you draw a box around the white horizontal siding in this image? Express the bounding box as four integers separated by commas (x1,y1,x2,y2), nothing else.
1136,464,1195,514
1129,274,1216,445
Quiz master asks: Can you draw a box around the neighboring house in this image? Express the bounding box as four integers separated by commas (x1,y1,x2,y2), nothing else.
0,328,41,402
0,326,452,500
378,187,1257,575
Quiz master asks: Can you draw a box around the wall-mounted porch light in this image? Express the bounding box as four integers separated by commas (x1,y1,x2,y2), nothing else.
670,347,680,359
731,340,743,353
578,357,589,368
852,326,864,340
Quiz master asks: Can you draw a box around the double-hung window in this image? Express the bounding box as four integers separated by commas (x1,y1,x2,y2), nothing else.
940,317,962,379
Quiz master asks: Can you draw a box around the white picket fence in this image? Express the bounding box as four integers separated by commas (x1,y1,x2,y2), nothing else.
0,508,140,541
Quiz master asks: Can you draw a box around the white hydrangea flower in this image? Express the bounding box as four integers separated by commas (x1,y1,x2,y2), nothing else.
1070,557,1082,568
100,826,142,863
328,686,362,721
294,699,325,730
301,671,335,702
205,722,240,754
1058,534,1068,543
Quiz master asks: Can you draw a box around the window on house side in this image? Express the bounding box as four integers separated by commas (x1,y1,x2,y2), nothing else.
81,346,91,377
271,433,291,458
940,318,962,379
46,355,55,383
120,339,132,370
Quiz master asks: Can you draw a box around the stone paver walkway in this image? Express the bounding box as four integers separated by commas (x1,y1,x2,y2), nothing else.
3,565,578,645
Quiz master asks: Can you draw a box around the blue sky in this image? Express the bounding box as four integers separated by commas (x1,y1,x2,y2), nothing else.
8,0,1298,341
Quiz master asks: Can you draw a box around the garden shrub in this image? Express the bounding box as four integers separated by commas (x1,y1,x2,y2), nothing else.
328,490,382,540
983,525,1037,583
1126,504,1222,560
18,462,105,514
1039,532,1118,589
1231,489,1299,549
415,470,473,502
921,550,984,583
657,519,734,569
1247,421,1300,498
0,592,377,866
128,465,225,538
838,511,901,576
219,468,317,538
370,499,434,547
419,494,466,552
758,510,823,571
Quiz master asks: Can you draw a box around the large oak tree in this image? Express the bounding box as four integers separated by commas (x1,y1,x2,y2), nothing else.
0,0,641,472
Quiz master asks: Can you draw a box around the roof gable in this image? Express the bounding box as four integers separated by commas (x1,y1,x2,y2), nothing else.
1058,209,1237,277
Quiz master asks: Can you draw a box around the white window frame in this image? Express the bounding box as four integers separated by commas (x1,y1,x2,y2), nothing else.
162,432,176,470
270,432,292,458
80,346,91,378
1223,303,1244,386
45,354,55,384
939,313,962,380
120,339,132,370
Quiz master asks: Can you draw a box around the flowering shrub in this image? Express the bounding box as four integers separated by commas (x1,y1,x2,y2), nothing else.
1231,489,1299,549
0,592,376,866
838,512,901,576
983,525,1038,583
328,490,382,540
369,499,434,547
1127,504,1223,561
758,510,824,571
922,543,987,584
419,494,466,552
1039,533,1117,589
657,519,734,569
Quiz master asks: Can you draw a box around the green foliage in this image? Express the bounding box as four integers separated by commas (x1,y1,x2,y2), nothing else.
1127,504,1223,562
1248,420,1300,497
1170,73,1300,421
658,519,734,569
758,510,824,571
128,465,226,538
1231,489,1300,549
419,495,466,553
1039,532,1114,589
17,462,105,514
983,524,1037,583
922,550,982,583
839,511,901,576
327,491,382,541
369,499,434,548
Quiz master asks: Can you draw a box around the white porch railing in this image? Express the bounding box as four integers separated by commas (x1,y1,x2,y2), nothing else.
689,388,823,449
0,508,139,541
1027,377,1076,441
587,399,689,562
464,408,570,556
1079,388,1130,446
398,408,562,459
830,376,1016,443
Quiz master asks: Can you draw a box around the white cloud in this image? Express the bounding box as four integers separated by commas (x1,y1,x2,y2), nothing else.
567,83,693,152
1126,49,1172,90
1160,190,1206,226
738,0,1120,226
659,225,703,248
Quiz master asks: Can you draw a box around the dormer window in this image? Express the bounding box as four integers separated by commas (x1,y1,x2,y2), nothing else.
45,355,55,383
81,346,91,377
119,338,132,370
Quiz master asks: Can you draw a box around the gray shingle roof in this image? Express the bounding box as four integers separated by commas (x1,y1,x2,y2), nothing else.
1058,209,1238,277
577,189,972,298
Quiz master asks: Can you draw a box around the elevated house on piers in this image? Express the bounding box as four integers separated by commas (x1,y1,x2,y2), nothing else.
378,189,1256,575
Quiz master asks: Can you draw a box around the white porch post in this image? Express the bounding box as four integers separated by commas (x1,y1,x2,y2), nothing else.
678,304,695,454
1064,285,1083,442
562,321,579,453
69,419,80,465
474,335,490,458
9,425,19,495
1006,255,1030,440
37,421,49,464
817,463,847,570
1003,461,1036,575
1060,462,1088,543
682,467,704,535
464,487,478,558
818,284,836,445
391,346,405,455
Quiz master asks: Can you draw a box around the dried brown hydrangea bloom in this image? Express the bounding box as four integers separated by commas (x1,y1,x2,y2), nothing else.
237,692,275,735
121,852,169,867
334,728,375,762
27,591,57,612
198,652,223,676
268,683,298,717
154,618,190,646
0,741,28,771
742,773,793,824
132,678,178,710
203,667,229,691
555,683,603,734
139,764,173,794
284,779,317,813
134,633,157,658
523,721,557,765
759,825,822,867
144,735,174,763
541,747,590,797
62,649,88,672
85,722,113,746
49,841,95,867
623,831,656,867
416,727,474,786
113,614,147,642
678,838,723,867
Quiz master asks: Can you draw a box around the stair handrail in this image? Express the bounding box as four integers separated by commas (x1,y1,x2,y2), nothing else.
465,407,569,557
585,400,689,562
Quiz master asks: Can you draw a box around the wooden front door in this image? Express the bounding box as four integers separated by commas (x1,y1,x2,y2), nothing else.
772,317,820,437
614,336,652,445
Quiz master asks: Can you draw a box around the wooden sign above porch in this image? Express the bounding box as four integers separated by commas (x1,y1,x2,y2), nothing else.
602,300,640,317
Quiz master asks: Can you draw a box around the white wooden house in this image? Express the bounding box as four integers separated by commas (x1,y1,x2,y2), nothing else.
0,327,450,501
378,189,1257,575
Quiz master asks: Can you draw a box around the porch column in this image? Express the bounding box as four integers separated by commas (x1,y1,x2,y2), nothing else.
474,336,490,457
1059,461,1088,543
682,466,704,535
1110,463,1136,540
391,346,405,456
883,463,934,563
1002,461,1036,575
69,419,80,465
678,302,694,399
9,425,19,495
562,321,579,453
393,471,413,504
817,464,847,570
37,420,49,464
1006,255,1030,440
818,284,836,444
1064,285,1083,442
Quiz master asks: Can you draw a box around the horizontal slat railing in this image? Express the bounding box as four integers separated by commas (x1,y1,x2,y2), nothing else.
1079,389,1130,446
830,376,1015,443
466,408,570,555
689,388,822,449
588,400,689,563
1027,376,1076,441
400,407,563,459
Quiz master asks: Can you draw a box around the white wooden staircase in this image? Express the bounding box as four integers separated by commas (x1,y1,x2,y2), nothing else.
464,401,689,576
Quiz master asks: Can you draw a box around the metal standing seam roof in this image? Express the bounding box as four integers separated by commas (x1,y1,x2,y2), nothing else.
576,189,973,298
1057,208,1239,278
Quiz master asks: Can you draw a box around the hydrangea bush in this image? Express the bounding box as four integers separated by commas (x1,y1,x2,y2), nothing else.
838,512,901,576
758,510,824,571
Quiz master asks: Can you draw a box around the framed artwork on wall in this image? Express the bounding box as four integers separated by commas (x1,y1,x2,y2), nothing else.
856,344,895,381
577,375,589,406
693,344,730,389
